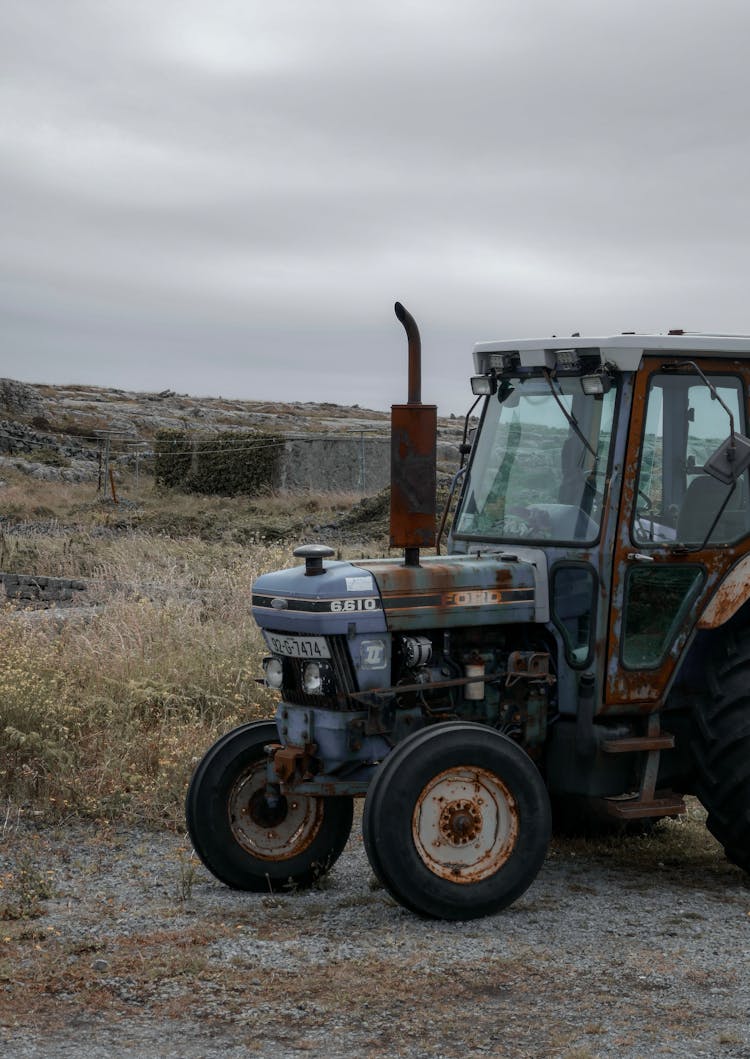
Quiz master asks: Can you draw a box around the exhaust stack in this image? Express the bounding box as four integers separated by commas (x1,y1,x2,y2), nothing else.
390,302,437,567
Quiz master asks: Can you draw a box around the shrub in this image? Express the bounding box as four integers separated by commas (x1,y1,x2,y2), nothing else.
154,430,283,496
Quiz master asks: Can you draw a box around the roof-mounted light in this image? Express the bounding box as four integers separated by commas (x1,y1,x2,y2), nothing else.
554,348,581,370
471,373,497,396
581,372,614,396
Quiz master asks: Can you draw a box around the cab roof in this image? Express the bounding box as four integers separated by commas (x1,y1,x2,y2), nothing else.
473,332,750,374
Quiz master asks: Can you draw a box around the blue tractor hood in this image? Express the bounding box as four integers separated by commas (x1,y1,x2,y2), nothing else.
252,560,387,636
252,551,548,636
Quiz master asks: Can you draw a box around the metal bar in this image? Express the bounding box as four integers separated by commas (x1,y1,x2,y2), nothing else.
108,466,118,505
349,673,510,702
640,714,662,801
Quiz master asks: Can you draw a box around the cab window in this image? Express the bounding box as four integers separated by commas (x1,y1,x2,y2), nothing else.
634,373,750,546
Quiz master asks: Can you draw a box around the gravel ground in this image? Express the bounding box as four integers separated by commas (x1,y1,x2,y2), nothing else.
1,805,749,1059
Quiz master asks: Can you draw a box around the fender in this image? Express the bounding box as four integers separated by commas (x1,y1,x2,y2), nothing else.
697,552,750,629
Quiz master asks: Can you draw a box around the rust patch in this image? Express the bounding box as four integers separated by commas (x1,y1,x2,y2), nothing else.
411,766,519,884
272,743,316,783
697,553,750,628
506,651,554,686
390,403,437,550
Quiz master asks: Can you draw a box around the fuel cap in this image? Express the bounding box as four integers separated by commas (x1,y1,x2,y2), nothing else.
293,543,335,576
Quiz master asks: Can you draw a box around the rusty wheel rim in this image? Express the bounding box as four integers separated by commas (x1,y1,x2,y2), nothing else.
228,763,323,861
412,766,519,884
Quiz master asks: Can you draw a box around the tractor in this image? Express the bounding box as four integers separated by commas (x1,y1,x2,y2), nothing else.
187,304,750,920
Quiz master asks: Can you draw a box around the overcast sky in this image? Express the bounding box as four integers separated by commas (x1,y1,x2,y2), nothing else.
2,1,750,415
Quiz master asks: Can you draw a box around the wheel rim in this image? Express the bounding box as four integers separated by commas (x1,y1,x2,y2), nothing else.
228,763,324,861
412,766,519,883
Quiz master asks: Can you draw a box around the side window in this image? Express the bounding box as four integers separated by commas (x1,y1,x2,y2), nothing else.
622,566,704,668
551,564,596,666
634,373,750,546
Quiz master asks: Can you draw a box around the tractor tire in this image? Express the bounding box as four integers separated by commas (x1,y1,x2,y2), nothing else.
691,628,750,872
186,721,354,891
362,722,551,920
363,720,475,897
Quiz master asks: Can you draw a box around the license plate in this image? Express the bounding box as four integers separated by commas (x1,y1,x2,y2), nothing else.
262,632,331,659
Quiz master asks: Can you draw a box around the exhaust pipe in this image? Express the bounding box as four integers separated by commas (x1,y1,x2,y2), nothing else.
390,302,437,567
395,301,422,405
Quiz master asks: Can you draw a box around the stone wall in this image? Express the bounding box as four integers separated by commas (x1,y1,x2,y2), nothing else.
0,573,87,604
276,436,390,493
274,437,460,493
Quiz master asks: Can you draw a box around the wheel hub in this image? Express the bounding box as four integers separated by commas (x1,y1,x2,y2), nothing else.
247,790,288,829
228,764,323,860
440,799,483,844
412,766,519,884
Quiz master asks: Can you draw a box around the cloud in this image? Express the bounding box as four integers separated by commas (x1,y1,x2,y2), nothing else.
2,0,750,413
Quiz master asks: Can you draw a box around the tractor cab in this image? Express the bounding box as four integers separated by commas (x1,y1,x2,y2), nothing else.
452,335,750,712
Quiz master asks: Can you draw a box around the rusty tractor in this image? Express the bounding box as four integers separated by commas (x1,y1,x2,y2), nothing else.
187,305,750,919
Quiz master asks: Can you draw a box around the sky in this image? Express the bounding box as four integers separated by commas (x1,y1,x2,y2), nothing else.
3,0,750,416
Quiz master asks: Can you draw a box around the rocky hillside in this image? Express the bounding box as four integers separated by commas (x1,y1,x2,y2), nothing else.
0,379,467,485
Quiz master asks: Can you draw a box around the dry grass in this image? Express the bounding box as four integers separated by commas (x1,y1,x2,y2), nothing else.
0,538,289,826
0,475,91,524
0,468,394,827
0,463,391,549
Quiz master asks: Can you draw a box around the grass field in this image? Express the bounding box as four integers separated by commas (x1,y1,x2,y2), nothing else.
0,467,390,826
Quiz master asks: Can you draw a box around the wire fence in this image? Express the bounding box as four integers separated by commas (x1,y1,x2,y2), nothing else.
0,429,392,457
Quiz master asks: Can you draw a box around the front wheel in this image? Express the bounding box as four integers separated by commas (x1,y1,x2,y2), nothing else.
363,723,551,920
186,721,354,891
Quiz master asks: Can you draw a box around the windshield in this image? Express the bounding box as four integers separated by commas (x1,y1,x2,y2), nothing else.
454,376,617,544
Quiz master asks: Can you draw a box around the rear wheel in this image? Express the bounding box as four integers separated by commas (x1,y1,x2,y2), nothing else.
692,630,750,871
363,723,551,920
186,721,354,891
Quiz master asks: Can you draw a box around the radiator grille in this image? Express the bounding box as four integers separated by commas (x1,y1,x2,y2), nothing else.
277,635,358,709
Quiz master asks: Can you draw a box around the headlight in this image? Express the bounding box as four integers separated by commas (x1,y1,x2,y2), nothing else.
263,657,284,689
302,661,333,695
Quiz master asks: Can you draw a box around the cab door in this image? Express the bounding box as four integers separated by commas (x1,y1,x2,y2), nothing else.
605,356,750,710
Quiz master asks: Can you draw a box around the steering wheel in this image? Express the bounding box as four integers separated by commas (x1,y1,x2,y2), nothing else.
497,513,535,537
497,505,553,538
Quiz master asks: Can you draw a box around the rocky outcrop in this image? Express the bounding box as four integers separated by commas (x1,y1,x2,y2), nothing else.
0,378,47,421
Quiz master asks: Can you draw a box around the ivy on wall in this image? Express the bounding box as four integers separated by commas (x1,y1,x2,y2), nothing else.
154,430,282,495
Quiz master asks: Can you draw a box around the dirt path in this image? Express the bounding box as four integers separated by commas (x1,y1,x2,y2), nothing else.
1,810,749,1059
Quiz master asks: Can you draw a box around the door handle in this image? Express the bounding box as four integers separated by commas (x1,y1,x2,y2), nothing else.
627,552,655,562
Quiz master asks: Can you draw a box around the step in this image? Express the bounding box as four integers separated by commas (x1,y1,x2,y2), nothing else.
602,790,686,820
602,734,675,754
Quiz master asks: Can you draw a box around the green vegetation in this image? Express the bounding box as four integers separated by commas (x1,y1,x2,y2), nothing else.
154,429,283,496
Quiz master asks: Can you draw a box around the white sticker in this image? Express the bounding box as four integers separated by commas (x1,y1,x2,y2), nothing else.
346,576,373,592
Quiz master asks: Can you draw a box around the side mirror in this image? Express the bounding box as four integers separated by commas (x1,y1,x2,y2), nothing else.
704,433,750,485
